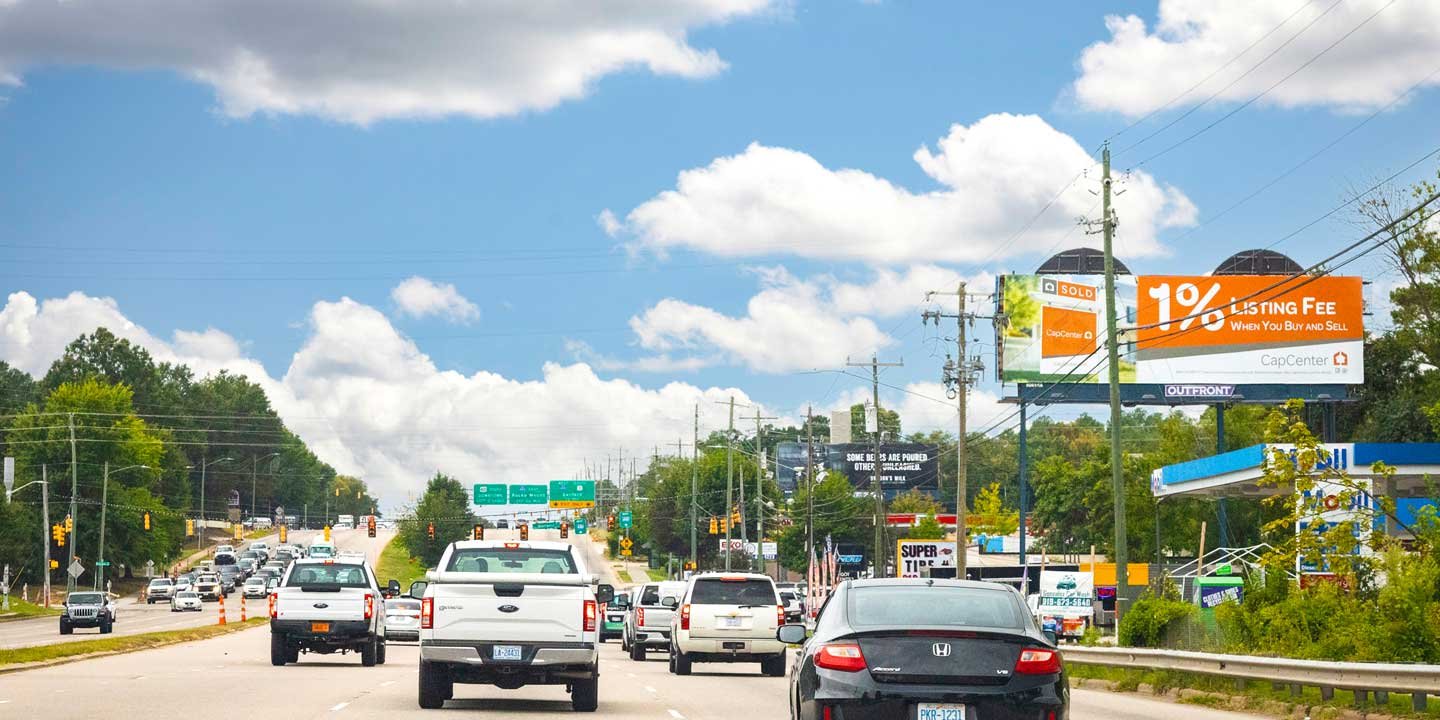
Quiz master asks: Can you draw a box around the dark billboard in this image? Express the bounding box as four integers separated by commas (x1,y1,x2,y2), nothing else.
827,443,939,499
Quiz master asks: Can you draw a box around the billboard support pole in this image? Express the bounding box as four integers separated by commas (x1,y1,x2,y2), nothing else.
1101,142,1130,608
849,355,904,577
1216,405,1230,547
1018,386,1029,568
691,403,698,570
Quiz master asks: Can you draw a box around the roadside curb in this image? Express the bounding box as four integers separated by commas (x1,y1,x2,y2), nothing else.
0,618,267,675
1073,677,1407,720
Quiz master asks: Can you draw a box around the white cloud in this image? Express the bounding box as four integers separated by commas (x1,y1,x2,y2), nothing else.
610,114,1197,264
830,266,994,318
894,382,1008,436
390,276,480,324
0,0,774,124
0,289,781,511
1072,0,1440,116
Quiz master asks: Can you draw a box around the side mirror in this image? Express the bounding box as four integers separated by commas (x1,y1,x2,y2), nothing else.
596,584,615,605
776,624,807,645
661,596,678,608
408,581,429,599
386,579,401,596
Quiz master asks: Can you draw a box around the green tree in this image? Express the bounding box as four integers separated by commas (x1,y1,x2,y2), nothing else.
398,473,477,567
971,482,1019,537
909,512,946,540
776,470,868,573
889,488,942,515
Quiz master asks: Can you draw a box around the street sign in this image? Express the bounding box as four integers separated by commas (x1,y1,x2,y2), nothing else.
618,510,633,529
95,560,110,567
67,559,85,579
474,484,507,505
532,521,560,530
620,537,634,551
621,547,632,557
145,560,156,578
549,480,596,509
574,518,588,535
2,456,13,496
509,485,548,504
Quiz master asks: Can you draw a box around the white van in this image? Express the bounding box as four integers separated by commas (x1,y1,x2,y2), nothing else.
307,541,336,559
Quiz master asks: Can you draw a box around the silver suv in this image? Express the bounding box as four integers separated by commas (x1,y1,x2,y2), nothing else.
147,577,176,604
60,591,117,635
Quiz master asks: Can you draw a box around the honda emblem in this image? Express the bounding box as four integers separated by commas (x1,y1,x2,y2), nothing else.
932,642,951,657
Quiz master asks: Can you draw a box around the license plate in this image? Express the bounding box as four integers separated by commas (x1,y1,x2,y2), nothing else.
310,622,330,633
722,641,745,650
719,617,742,628
492,645,522,661
917,703,966,720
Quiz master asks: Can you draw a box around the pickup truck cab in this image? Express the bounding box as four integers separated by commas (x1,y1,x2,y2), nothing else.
269,558,390,667
669,572,786,676
622,581,685,660
417,540,615,712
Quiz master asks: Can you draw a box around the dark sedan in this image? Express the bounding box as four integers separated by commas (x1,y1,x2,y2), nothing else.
779,579,1067,720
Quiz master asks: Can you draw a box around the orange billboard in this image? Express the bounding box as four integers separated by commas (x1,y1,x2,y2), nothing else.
1136,275,1363,351
1041,306,1096,358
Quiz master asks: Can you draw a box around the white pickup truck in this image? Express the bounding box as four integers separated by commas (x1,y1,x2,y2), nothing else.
417,540,616,712
269,557,397,667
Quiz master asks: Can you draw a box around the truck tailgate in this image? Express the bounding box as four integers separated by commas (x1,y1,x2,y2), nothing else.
275,589,368,622
639,606,675,631
432,581,586,643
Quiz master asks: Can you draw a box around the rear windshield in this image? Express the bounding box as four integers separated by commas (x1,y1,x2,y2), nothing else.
387,600,421,611
284,563,370,588
150,578,172,586
308,546,334,558
445,548,577,574
848,586,1023,629
690,578,777,606
176,592,198,598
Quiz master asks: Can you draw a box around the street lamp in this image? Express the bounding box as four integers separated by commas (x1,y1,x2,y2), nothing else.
196,457,234,549
97,463,150,591
252,452,281,519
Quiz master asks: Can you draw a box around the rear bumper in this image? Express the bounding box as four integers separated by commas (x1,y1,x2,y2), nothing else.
420,640,597,685
636,628,671,647
271,619,374,650
805,671,1067,720
676,633,785,657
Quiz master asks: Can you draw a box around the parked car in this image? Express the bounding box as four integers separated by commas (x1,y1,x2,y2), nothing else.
171,590,203,612
623,581,685,660
383,598,422,642
146,577,176,604
778,578,1067,719
269,558,388,666
416,539,614,711
60,591,117,635
669,572,786,676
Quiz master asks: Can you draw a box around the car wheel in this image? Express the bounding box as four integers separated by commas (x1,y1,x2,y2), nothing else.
761,651,786,677
170,607,178,613
100,620,113,634
377,639,387,665
361,637,378,666
287,647,299,663
620,632,628,652
270,634,288,666
673,650,692,676
59,621,72,635
418,661,448,709
630,642,646,662
571,674,599,712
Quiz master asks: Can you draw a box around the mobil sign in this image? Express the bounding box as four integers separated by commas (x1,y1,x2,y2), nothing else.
896,540,956,578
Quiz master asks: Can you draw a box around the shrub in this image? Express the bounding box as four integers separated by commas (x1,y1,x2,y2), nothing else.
1118,594,1198,648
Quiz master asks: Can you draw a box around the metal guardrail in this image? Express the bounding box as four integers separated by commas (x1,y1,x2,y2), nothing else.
1063,645,1439,709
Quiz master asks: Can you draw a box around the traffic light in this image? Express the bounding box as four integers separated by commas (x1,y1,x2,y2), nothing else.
51,523,65,546
368,516,377,538
560,522,569,539
335,486,340,497
143,511,151,531
278,525,288,543
185,519,196,537
709,516,718,535
731,507,742,526
324,525,332,542
607,514,616,531
427,522,436,541
519,524,529,541
50,559,59,570
473,524,484,541
719,517,728,534
64,514,73,533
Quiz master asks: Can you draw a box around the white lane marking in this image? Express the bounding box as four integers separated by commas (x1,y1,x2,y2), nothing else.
644,686,657,693
0,700,12,704
626,673,637,678
330,702,349,711
133,676,147,681
668,710,685,719
380,680,395,687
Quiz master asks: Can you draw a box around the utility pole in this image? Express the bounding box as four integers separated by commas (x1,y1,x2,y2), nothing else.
725,397,736,571
751,407,777,574
97,462,107,591
805,406,816,577
41,465,51,607
691,403,699,569
848,355,903,577
1100,142,1129,601
67,413,78,592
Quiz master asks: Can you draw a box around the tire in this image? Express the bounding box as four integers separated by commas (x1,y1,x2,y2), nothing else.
761,651,786,677
361,636,378,667
270,634,288,666
620,632,628,652
673,649,692,676
571,674,599,712
59,622,72,635
630,642,646,661
100,620,113,635
418,661,448,709
377,639,387,665
170,607,178,613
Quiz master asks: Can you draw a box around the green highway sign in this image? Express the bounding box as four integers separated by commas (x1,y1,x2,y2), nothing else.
473,484,507,505
574,518,588,534
509,484,548,504
532,521,560,529
618,510,633,529
549,480,596,509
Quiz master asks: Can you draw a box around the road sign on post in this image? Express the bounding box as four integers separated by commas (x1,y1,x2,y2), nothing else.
474,484,507,505
619,537,634,557
574,518,588,535
532,521,560,530
67,559,85,580
508,485,548,504
548,480,596,509
3,456,13,498
618,510,633,529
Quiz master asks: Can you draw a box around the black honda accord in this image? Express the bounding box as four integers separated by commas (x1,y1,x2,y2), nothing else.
778,578,1067,720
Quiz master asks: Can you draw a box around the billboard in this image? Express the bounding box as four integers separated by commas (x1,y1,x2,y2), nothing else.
999,274,1363,385
828,443,939,499
1036,570,1094,617
895,539,956,578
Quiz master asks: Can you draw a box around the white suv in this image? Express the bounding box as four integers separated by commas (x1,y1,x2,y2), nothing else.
668,572,786,677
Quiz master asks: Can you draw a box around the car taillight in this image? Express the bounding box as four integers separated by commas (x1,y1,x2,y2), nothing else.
814,643,866,672
364,593,374,621
680,604,691,630
776,605,785,627
584,599,597,632
1015,647,1062,675
268,593,277,619
638,608,645,626
420,597,434,629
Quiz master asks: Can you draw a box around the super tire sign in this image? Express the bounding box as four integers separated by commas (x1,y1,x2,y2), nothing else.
896,540,956,578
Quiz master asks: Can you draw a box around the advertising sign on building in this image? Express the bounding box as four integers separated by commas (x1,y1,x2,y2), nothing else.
1295,474,1376,573
999,274,1364,385
895,539,956,578
1036,571,1095,617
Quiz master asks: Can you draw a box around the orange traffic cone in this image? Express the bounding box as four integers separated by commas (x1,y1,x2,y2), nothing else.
240,594,247,622
218,592,227,626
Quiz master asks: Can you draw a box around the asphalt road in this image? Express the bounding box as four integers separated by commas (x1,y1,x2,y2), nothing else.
0,622,1270,720
0,527,393,650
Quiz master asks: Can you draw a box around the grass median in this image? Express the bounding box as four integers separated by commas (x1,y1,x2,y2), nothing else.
0,616,267,668
375,535,428,587
0,598,63,622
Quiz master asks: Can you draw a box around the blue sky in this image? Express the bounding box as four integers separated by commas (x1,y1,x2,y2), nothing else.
1,0,1436,505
